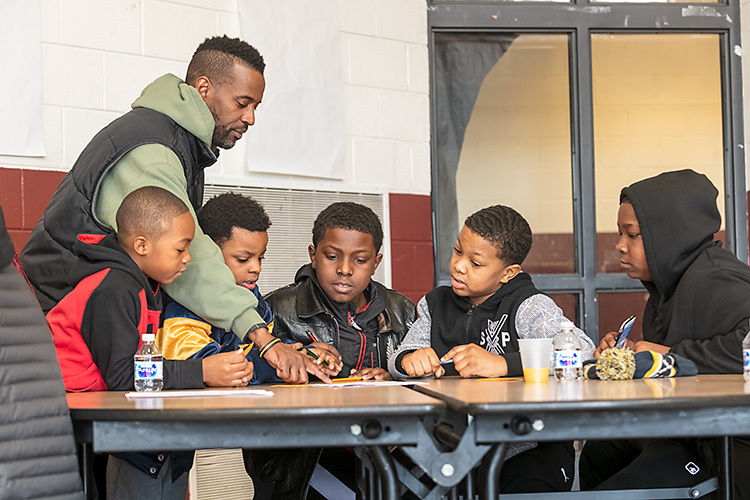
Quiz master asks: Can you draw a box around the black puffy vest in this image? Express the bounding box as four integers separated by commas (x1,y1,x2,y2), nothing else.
20,107,216,312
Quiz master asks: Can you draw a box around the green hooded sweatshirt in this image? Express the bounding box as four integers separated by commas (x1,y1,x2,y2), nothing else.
95,73,266,337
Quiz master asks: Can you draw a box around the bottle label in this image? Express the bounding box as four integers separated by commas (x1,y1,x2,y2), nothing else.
744,349,750,369
554,350,581,368
135,361,163,380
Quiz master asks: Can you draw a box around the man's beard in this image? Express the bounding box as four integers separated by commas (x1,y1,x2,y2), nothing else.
212,123,237,149
210,108,246,150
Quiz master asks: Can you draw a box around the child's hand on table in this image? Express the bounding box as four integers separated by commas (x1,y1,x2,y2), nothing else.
203,348,253,387
633,341,670,355
402,348,444,378
442,343,508,378
350,367,392,381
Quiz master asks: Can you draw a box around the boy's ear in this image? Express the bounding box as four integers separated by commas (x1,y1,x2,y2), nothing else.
499,263,521,284
132,235,150,257
372,253,383,273
307,244,317,268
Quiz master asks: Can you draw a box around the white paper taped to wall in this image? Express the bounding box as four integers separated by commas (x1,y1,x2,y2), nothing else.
0,0,45,157
239,0,345,179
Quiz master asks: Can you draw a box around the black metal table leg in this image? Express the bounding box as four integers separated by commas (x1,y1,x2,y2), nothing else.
367,446,399,500
481,442,510,500
716,435,733,500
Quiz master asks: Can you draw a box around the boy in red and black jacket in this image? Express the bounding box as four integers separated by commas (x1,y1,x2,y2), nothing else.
47,186,252,500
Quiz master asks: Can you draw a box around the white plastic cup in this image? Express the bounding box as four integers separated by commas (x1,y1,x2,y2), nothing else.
518,338,553,383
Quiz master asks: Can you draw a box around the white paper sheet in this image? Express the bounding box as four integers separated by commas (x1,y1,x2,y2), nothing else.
0,0,45,157
239,0,345,179
125,388,274,399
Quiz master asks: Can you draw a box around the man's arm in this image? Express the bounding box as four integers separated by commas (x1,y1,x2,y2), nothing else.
94,145,266,336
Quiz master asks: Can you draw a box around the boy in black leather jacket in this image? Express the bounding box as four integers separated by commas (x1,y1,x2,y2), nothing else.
244,201,416,499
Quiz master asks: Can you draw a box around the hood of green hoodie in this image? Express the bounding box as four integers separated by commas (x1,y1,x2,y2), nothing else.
131,73,215,147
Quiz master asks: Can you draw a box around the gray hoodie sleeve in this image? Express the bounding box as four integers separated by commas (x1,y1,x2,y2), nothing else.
389,295,432,379
515,294,596,363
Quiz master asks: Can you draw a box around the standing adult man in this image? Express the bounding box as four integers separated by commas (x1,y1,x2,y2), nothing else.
21,35,319,383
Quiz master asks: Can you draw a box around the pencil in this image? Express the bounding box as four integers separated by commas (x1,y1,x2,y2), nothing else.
332,376,363,383
299,346,329,366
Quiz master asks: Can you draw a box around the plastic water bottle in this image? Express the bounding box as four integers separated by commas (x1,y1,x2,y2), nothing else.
134,333,163,392
553,321,582,381
743,328,750,382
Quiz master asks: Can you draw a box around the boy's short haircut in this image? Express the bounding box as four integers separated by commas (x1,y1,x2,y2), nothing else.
186,35,265,85
198,192,271,246
465,205,532,265
312,202,383,253
116,186,190,241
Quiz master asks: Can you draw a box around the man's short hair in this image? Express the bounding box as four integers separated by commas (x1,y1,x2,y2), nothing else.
198,192,271,246
464,205,532,265
116,187,190,241
186,35,265,85
312,202,383,253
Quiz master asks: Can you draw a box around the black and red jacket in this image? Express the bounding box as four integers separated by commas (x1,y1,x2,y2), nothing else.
47,233,202,479
47,233,203,392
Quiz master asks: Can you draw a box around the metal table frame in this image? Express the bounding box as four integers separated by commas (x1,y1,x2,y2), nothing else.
397,375,749,500
67,385,445,500
68,375,750,500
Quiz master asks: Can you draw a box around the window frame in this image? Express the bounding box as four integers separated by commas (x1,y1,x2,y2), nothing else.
428,0,747,338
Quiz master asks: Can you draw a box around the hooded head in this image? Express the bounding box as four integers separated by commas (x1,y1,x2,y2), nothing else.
618,169,720,298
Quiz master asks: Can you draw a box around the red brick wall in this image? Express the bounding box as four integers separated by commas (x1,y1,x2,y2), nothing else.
388,193,435,304
0,167,66,253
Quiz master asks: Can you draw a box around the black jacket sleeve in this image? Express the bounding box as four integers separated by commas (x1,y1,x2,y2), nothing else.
81,274,203,390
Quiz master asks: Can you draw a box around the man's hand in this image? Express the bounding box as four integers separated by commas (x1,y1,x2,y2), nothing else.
351,367,392,381
443,343,507,378
262,341,334,384
202,348,253,387
594,331,635,358
401,348,443,377
308,342,343,376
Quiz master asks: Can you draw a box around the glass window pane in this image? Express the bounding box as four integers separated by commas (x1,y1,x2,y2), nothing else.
434,33,574,284
592,34,725,275
597,291,650,343
550,293,579,326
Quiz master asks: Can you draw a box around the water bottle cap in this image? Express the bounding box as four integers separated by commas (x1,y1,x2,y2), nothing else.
142,333,156,342
561,320,575,329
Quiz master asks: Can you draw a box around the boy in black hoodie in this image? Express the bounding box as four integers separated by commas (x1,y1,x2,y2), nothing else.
389,204,594,493
580,169,750,497
48,186,253,500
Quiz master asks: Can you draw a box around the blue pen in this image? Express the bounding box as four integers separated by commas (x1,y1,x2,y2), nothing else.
440,359,454,365
615,315,636,349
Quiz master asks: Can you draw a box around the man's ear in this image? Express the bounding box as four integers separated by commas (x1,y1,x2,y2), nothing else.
133,235,150,257
194,76,212,101
308,244,317,268
499,263,521,284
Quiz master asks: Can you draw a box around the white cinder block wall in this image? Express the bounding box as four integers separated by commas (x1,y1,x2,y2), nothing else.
12,0,431,197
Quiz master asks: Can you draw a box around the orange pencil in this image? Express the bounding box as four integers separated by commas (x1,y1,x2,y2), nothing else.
332,376,363,383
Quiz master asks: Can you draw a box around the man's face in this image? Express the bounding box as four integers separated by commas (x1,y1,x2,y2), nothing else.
616,202,652,282
140,211,195,284
203,62,265,150
219,227,268,291
308,228,383,311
